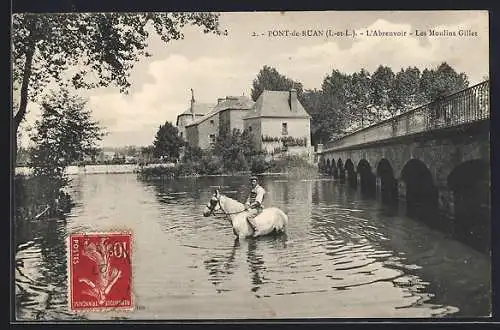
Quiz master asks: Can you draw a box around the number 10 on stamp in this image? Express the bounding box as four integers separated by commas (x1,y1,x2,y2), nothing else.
68,232,133,311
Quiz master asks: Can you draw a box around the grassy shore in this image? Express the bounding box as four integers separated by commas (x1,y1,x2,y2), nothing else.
137,155,318,179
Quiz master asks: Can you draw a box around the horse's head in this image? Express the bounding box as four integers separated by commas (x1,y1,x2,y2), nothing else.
203,188,222,217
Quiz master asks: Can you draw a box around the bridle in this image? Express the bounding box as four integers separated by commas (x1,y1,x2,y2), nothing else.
206,195,247,217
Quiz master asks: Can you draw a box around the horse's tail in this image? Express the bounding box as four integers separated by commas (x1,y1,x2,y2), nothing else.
282,210,289,227
276,208,288,232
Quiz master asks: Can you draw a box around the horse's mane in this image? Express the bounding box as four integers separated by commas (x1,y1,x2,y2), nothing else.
220,194,249,212
220,194,245,211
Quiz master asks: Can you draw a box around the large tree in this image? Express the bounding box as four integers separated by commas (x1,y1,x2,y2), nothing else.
391,66,422,113
300,89,324,145
251,65,303,101
12,12,221,162
295,70,353,145
152,121,184,160
370,65,396,119
307,69,351,143
345,69,374,129
29,88,104,182
419,62,469,102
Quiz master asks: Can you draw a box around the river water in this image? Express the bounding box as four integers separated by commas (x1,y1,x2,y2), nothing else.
14,172,491,320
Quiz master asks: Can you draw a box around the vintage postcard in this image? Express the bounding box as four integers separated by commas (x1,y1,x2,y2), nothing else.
12,10,490,321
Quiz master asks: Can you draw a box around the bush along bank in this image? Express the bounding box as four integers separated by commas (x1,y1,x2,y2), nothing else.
266,155,318,178
14,174,74,222
137,154,318,179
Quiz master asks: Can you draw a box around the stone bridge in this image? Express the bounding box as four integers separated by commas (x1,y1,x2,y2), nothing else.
316,81,490,250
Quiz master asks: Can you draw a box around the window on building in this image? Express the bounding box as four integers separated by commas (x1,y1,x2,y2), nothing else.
282,122,288,135
248,126,252,132
209,134,216,146
210,119,214,125
180,132,183,138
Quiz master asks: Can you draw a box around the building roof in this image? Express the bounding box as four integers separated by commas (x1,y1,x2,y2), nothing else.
214,95,255,111
176,103,215,126
185,95,254,127
243,90,310,119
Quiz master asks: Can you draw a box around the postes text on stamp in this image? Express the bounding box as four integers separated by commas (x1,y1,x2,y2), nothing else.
68,232,132,311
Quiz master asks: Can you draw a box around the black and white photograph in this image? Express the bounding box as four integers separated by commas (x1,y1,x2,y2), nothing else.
12,10,490,320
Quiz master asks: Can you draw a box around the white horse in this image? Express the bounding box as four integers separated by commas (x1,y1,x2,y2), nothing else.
203,189,288,240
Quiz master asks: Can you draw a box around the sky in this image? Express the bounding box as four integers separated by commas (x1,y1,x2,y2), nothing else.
17,10,489,148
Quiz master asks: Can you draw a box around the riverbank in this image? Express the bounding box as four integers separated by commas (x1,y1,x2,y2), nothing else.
137,155,318,179
14,175,73,222
15,164,144,176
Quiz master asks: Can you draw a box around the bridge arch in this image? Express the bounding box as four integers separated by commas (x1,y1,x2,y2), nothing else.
319,156,326,173
357,159,376,196
344,159,355,187
337,158,345,181
447,159,490,248
330,158,337,178
401,159,439,222
377,159,398,204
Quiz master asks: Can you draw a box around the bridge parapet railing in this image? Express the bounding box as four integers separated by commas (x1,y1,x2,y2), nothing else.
323,80,489,152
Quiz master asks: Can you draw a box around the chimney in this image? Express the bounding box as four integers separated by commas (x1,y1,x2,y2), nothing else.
217,98,225,104
190,88,195,112
289,88,297,112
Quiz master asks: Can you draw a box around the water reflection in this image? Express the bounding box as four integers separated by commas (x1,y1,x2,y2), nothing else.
203,238,240,292
309,180,490,316
202,233,289,296
15,216,80,320
247,239,265,293
14,173,490,320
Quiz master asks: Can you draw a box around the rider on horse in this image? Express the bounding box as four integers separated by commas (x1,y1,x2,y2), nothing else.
244,175,266,231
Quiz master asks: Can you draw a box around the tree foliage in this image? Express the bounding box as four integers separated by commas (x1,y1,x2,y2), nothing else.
16,147,30,166
345,69,374,129
303,62,470,142
122,145,139,157
140,145,155,162
392,67,422,112
419,63,469,101
307,70,350,144
152,121,184,160
251,65,303,101
12,12,221,162
28,88,104,182
182,145,204,163
370,65,396,119
214,128,257,172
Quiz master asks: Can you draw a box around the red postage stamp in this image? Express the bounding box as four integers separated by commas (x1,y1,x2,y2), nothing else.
68,232,133,311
